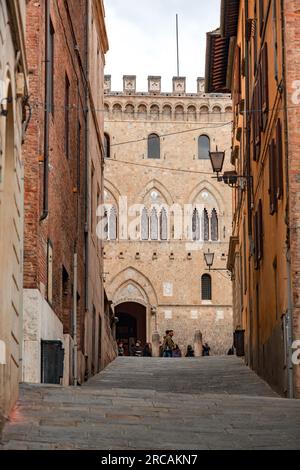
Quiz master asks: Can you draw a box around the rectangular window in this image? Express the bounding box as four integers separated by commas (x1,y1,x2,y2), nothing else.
276,119,283,199
49,20,55,114
47,240,53,305
261,42,269,128
91,164,95,233
77,121,81,192
64,73,70,158
273,0,278,82
243,220,247,294
269,139,277,215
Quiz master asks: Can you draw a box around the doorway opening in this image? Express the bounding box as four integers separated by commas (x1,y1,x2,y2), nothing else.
115,302,147,356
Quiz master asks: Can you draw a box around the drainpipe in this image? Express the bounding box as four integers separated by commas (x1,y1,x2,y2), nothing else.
40,0,50,221
73,251,78,386
84,0,89,311
281,0,294,398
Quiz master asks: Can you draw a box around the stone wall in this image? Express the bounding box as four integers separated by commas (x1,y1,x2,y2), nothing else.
103,77,233,355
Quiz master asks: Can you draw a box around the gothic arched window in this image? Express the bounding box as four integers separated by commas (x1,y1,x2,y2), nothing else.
160,208,168,241
104,133,110,159
192,208,200,241
148,133,160,159
141,208,149,241
198,135,210,159
103,210,108,241
202,209,209,241
201,274,212,300
109,206,117,240
150,208,158,240
211,209,218,241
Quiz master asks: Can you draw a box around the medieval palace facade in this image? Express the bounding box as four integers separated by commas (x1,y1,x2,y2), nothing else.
103,75,233,355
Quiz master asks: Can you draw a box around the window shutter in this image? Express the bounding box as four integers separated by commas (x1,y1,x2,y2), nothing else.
259,0,264,35
254,212,259,270
269,140,277,215
258,200,263,261
261,43,269,122
276,119,283,199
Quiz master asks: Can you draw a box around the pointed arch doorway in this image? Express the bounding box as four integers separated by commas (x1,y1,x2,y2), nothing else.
115,302,147,356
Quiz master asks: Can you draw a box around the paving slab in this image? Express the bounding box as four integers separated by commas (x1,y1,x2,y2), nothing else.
1,356,300,450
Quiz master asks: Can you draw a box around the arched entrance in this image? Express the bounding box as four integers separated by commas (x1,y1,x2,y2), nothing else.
115,302,147,356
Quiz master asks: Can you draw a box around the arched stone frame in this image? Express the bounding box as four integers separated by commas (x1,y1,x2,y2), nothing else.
107,267,158,342
187,104,197,121
162,103,172,120
124,102,135,120
104,179,121,208
174,102,185,121
112,102,123,119
149,103,160,120
137,102,148,119
103,180,121,240
138,179,174,207
210,103,222,113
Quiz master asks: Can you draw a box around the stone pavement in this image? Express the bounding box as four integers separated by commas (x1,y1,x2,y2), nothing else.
1,356,300,450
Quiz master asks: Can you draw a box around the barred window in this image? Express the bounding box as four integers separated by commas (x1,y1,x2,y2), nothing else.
202,209,209,241
192,208,200,241
148,134,160,159
109,206,117,240
211,209,219,241
201,274,212,301
198,135,210,159
160,208,168,241
150,208,158,240
141,208,149,241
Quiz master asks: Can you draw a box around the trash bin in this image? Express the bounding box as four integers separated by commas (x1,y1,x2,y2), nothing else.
234,329,245,357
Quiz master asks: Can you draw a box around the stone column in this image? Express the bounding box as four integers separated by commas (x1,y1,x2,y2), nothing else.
152,331,161,357
194,330,203,357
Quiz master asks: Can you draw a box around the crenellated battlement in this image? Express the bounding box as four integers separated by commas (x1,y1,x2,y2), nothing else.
104,75,231,99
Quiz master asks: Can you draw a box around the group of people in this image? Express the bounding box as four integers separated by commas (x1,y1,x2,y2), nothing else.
118,340,153,357
117,330,212,358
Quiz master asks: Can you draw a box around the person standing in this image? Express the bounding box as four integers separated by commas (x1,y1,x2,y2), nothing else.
185,345,195,357
133,340,143,357
162,330,175,358
202,342,211,357
143,343,152,357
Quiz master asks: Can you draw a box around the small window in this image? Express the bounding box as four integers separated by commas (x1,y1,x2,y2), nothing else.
202,274,212,300
198,135,210,159
104,133,110,159
148,134,160,159
211,209,219,241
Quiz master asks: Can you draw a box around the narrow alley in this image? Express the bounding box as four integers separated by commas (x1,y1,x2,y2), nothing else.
1,357,300,450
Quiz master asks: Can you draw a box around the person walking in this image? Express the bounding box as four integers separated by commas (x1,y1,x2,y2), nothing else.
133,340,143,357
118,341,125,356
162,330,175,358
202,342,211,357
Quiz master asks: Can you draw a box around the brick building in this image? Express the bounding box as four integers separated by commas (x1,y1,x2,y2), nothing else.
0,0,28,423
23,0,116,386
103,75,233,356
206,0,300,398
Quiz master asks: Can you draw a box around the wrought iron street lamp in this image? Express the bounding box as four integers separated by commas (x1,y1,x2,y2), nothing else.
209,148,252,191
204,249,230,275
204,249,215,271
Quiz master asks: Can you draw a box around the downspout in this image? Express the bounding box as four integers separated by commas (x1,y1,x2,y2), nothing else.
281,0,294,398
84,0,89,312
244,0,254,369
40,0,50,221
73,251,78,386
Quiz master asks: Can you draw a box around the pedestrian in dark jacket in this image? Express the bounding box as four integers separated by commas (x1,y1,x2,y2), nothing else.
143,343,152,357
202,342,211,356
185,345,195,357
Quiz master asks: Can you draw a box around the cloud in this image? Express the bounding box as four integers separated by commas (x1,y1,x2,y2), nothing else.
104,0,221,93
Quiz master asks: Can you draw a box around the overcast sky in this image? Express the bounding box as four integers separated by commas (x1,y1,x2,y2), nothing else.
104,0,221,93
